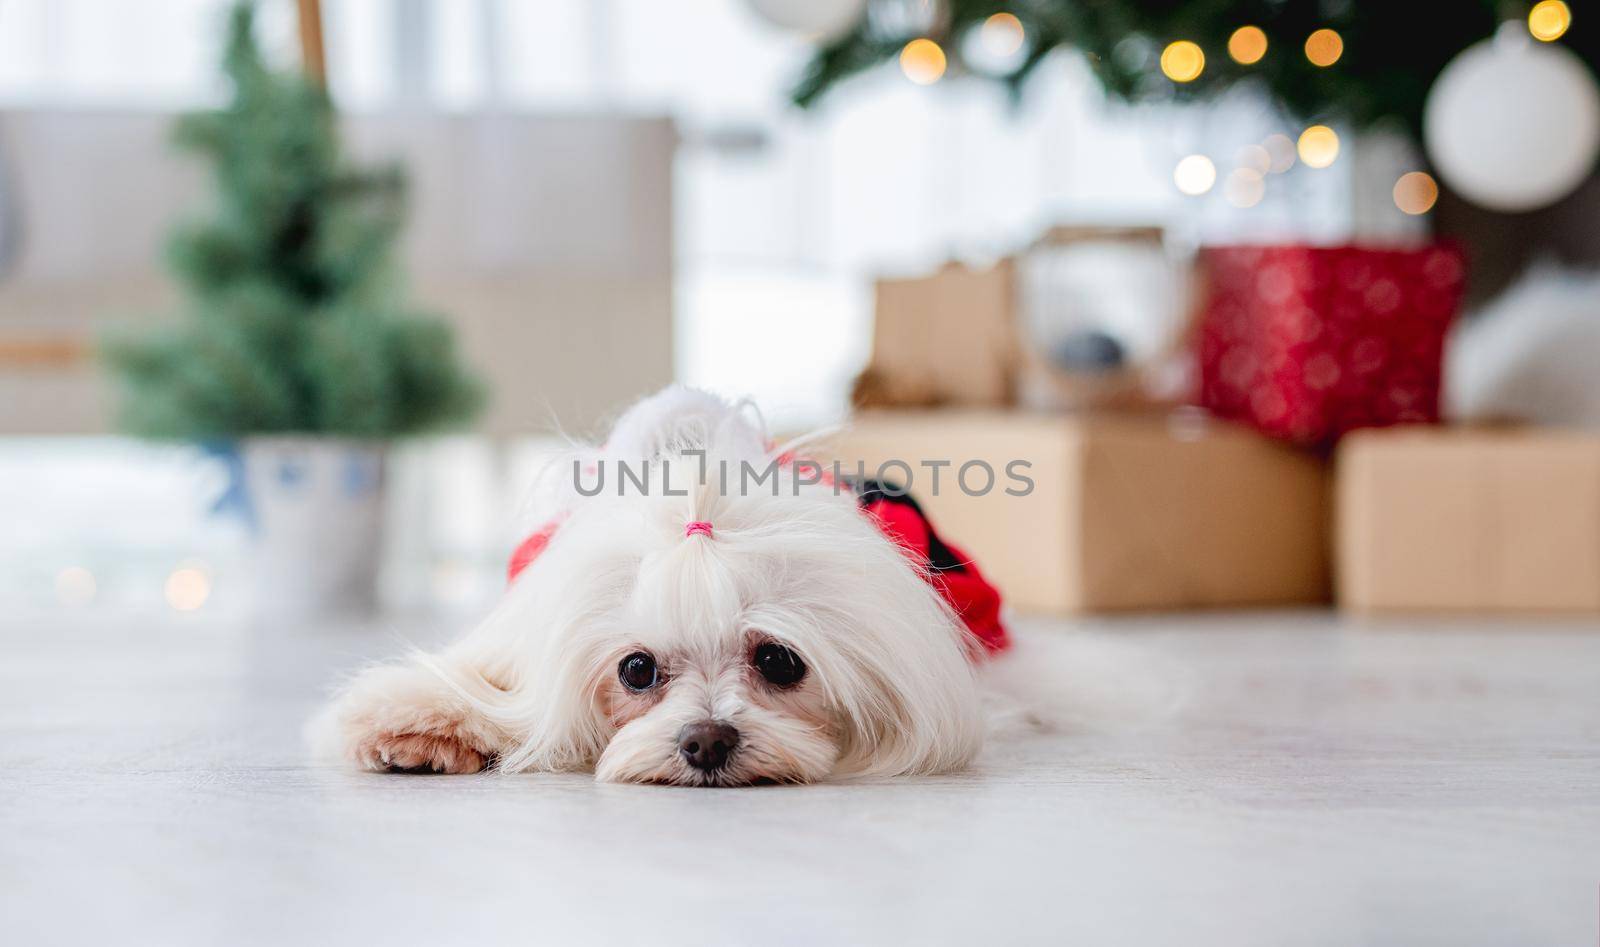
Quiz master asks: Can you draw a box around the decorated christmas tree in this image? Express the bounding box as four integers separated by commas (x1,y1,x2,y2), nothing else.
105,2,482,440
791,0,1594,140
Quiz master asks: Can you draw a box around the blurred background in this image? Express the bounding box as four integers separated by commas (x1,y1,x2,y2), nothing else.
2,0,1597,624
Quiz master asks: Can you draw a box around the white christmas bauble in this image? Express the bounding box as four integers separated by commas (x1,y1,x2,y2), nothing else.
744,0,866,43
1424,35,1600,212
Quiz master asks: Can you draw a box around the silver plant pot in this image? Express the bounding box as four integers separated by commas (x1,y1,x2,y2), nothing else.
239,437,386,618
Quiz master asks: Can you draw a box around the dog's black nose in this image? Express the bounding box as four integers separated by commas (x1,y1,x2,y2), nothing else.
678,721,739,772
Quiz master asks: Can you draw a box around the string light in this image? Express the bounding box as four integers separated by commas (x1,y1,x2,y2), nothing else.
1160,41,1205,82
1224,168,1265,207
165,565,211,611
1297,125,1340,168
1174,154,1217,195
1393,171,1440,215
1304,28,1343,67
900,38,947,84
1236,144,1271,174
980,13,1026,57
1228,26,1268,65
1528,0,1572,41
55,566,97,605
1263,133,1297,173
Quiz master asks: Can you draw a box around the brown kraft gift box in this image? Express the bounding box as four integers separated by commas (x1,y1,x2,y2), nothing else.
826,411,1330,614
853,261,1018,409
1337,426,1600,613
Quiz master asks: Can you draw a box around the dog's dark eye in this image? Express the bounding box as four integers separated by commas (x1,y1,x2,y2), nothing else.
618,651,658,692
753,643,806,688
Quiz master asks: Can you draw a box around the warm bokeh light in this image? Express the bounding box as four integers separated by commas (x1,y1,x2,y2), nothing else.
1228,26,1268,65
1393,171,1440,215
1174,154,1217,195
55,566,97,604
900,38,947,85
1263,133,1297,173
981,13,1026,57
1528,0,1572,41
1236,144,1271,174
165,566,211,611
1304,28,1343,67
1297,125,1340,168
1160,40,1206,82
1224,168,1265,207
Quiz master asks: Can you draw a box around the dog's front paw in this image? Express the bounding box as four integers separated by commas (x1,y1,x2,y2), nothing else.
315,662,504,775
354,731,488,774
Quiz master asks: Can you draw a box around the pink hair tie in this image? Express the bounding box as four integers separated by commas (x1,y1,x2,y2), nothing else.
684,521,714,538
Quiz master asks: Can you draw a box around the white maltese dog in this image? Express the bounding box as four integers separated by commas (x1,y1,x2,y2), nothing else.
316,386,1021,785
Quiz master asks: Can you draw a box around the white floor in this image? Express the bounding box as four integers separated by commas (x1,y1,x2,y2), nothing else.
3,610,1598,946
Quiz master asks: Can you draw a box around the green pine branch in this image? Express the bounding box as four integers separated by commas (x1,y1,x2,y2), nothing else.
789,0,1575,141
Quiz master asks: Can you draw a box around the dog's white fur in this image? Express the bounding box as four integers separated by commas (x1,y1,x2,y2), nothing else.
314,387,988,784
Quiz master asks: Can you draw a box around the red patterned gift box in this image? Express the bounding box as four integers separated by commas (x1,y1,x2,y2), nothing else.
1196,244,1467,446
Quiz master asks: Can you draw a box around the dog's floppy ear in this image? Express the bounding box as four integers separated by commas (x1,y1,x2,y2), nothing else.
746,531,987,779
603,385,767,461
827,625,986,778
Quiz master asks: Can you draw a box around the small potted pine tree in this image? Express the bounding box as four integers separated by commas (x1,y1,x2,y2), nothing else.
105,3,483,616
